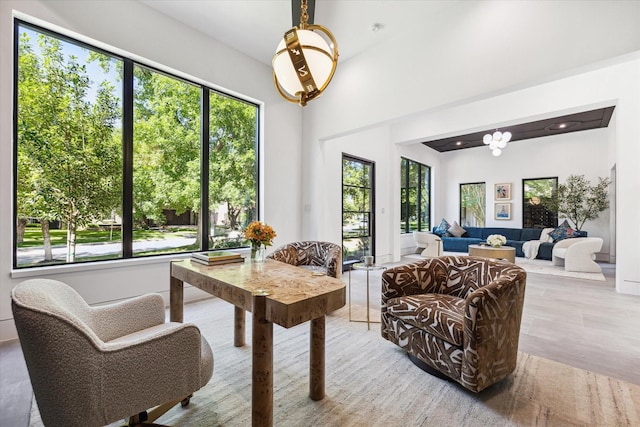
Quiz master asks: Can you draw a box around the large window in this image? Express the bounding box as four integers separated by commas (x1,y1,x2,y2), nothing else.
400,158,430,233
459,182,486,227
522,177,558,228
14,21,258,268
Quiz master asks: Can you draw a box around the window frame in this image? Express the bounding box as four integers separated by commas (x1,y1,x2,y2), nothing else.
400,157,431,234
459,182,486,228
522,177,558,228
12,19,260,269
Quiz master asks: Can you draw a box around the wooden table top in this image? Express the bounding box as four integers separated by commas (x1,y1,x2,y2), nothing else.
171,259,346,328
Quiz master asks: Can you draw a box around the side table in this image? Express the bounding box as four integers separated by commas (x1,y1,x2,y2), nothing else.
348,263,386,330
468,244,516,263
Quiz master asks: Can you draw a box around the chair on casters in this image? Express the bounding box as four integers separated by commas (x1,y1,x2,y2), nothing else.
11,279,213,427
552,237,604,273
413,231,443,257
267,241,342,279
381,255,526,392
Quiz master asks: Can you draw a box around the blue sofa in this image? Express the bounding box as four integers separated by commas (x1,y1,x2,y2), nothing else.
433,227,586,260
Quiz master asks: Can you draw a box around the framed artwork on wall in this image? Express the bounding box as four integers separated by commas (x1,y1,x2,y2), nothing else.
495,183,511,200
495,203,511,220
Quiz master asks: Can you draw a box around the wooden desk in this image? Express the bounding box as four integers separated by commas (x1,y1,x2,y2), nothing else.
170,259,346,427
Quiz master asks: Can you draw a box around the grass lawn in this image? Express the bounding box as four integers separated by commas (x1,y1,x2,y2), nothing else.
18,227,197,248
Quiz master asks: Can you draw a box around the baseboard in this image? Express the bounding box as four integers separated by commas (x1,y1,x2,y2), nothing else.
0,318,18,343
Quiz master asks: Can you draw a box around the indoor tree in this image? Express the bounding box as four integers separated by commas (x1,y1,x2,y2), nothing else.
544,174,611,231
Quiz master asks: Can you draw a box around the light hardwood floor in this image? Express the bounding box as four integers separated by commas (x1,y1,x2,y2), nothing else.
1,260,638,426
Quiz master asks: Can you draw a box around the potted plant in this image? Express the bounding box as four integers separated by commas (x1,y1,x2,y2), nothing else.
543,174,611,231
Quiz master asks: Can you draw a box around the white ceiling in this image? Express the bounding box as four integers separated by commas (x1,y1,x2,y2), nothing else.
141,1,459,66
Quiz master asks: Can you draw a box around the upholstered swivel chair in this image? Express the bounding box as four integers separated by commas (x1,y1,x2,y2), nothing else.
11,279,213,427
267,241,342,279
413,231,443,257
552,237,604,273
381,256,527,393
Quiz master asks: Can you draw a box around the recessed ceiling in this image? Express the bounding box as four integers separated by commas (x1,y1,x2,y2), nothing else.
422,106,615,153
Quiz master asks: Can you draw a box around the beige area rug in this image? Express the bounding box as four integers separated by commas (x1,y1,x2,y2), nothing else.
30,299,638,427
514,257,606,282
405,253,607,281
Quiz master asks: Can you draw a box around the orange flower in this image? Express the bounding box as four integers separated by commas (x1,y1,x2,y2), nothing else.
244,221,277,248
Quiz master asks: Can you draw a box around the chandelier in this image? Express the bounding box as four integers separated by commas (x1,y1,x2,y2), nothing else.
483,130,512,156
272,0,339,106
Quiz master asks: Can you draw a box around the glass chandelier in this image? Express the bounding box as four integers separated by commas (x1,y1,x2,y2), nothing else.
483,130,512,156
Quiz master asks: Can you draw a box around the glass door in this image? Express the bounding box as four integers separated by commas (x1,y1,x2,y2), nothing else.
342,155,375,269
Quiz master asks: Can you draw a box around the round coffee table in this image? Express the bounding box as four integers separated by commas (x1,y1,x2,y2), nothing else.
468,244,516,263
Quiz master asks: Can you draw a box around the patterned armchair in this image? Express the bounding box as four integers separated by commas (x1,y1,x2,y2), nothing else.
381,255,526,392
267,241,342,279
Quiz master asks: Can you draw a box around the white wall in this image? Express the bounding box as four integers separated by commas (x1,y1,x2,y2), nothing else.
0,0,302,341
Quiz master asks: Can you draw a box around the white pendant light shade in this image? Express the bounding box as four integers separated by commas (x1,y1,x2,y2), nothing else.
272,0,339,109
273,29,336,105
483,129,512,156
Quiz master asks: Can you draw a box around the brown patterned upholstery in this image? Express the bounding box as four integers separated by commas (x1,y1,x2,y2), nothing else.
381,255,527,392
267,241,342,279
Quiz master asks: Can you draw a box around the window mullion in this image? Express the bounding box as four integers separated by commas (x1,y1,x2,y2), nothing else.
122,59,134,258
200,89,210,250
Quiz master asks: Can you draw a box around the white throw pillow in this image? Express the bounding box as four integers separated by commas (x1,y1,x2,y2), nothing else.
448,221,466,238
540,227,555,243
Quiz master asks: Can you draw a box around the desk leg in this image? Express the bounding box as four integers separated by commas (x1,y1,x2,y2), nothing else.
309,316,325,401
170,276,184,323
252,294,273,427
234,306,245,347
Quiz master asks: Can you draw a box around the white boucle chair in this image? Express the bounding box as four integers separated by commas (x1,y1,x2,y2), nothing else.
552,237,604,273
11,279,213,427
413,231,443,257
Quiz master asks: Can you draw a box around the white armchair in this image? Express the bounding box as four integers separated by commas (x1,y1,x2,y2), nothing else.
552,237,604,273
413,231,443,258
12,279,214,427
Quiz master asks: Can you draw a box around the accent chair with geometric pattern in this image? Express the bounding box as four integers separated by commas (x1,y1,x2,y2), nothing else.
381,255,527,392
267,241,342,279
11,278,214,427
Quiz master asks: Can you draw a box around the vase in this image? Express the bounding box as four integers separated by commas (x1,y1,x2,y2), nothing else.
491,244,502,248
251,243,265,263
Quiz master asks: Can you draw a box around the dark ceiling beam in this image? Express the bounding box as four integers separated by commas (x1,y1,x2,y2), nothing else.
421,106,615,153
292,0,315,27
